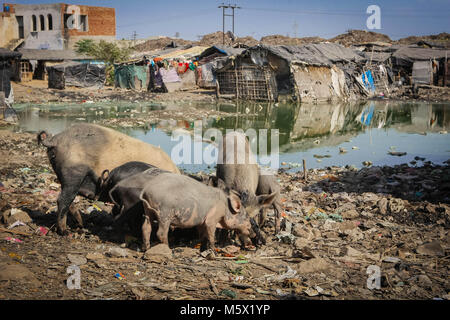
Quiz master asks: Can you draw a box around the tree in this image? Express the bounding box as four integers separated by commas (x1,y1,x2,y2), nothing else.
74,39,131,65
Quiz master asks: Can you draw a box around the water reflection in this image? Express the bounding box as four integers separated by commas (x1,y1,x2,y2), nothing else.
12,100,450,171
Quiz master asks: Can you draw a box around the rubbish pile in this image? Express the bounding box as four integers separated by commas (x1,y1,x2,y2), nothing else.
0,129,448,300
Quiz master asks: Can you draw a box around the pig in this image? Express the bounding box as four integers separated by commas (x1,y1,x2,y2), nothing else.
216,131,276,222
96,161,164,236
97,161,156,203
139,172,269,251
37,123,180,235
256,172,283,234
107,165,167,223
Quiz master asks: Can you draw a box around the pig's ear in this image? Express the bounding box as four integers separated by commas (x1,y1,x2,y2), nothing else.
228,193,242,214
101,170,110,183
216,178,227,190
257,192,277,207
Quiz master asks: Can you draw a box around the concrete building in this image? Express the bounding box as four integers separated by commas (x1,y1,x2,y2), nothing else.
1,3,116,50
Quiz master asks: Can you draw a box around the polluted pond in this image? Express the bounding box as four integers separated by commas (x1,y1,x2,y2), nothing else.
0,100,449,300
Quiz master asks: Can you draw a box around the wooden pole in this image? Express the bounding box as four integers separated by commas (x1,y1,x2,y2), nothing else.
303,159,307,181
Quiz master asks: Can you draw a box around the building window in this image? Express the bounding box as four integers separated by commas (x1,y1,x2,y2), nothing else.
48,14,53,30
16,16,24,38
80,15,88,32
40,15,45,31
32,15,37,32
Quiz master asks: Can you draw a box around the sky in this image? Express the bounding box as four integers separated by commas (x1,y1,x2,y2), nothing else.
3,0,450,41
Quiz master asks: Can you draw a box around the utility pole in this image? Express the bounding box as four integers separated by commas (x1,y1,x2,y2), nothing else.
218,3,241,45
132,31,137,46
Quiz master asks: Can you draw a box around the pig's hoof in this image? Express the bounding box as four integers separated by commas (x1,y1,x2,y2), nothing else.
57,229,70,237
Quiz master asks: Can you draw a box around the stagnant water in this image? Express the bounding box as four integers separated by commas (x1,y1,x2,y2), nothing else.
10,100,450,173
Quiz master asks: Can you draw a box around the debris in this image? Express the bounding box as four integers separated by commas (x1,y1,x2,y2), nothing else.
107,247,130,258
220,289,237,299
296,257,330,274
388,151,407,156
67,254,87,266
5,237,23,243
114,272,125,280
143,244,173,262
416,240,445,257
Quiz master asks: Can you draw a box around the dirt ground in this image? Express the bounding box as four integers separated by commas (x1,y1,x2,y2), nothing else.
0,127,449,300
12,80,450,106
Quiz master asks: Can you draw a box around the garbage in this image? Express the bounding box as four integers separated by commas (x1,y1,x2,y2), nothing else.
388,151,407,156
5,237,23,243
416,240,445,257
114,272,125,280
220,289,237,299
36,226,48,236
7,221,26,229
67,254,87,266
107,247,130,258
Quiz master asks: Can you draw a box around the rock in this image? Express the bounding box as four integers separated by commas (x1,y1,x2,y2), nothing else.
296,257,331,274
293,238,311,249
388,198,404,214
67,254,87,266
338,221,358,231
86,252,104,261
377,198,388,214
0,262,41,287
343,228,364,241
341,209,359,219
345,246,363,258
416,240,445,256
3,208,32,225
143,244,172,263
107,247,130,258
413,275,432,288
276,231,296,244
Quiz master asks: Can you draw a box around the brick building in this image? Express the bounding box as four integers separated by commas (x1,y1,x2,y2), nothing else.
0,3,116,50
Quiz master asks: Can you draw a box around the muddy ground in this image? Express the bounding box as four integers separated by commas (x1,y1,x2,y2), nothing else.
0,127,449,300
12,80,450,106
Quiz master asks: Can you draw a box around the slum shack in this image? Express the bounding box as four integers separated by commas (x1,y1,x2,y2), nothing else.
151,46,206,92
215,43,365,102
0,48,21,121
0,48,21,104
391,45,449,86
17,49,93,82
114,59,149,90
47,61,106,89
196,46,244,88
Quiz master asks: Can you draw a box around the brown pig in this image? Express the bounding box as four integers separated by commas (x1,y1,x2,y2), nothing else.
37,123,180,235
139,172,267,251
216,131,276,223
256,172,283,234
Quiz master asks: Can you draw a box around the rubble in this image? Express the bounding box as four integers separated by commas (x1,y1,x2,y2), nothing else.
0,128,449,300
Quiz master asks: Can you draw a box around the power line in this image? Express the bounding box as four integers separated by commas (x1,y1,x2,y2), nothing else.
218,3,241,45
240,6,450,18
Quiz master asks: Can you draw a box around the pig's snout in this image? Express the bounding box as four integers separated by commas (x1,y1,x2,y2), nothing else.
250,217,266,247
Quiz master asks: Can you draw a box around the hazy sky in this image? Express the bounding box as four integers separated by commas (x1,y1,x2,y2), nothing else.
4,0,450,40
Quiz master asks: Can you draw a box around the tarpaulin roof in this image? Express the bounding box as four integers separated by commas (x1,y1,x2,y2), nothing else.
197,46,245,60
18,49,92,61
243,43,364,67
0,48,22,60
47,61,106,89
155,46,207,60
362,51,392,63
392,46,449,63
